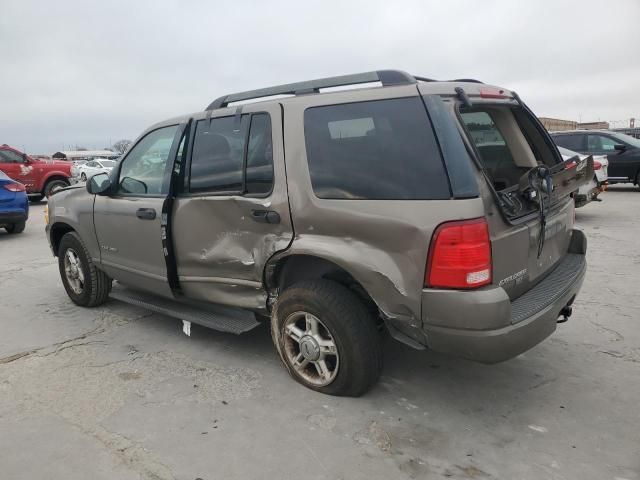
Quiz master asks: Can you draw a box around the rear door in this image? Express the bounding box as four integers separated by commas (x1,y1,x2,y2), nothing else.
172,103,292,310
457,103,576,300
94,123,186,298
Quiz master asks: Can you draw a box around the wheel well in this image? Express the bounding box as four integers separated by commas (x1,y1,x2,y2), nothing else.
50,222,75,256
269,255,380,318
43,175,70,189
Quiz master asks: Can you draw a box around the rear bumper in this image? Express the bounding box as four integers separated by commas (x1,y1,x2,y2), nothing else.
420,230,587,363
0,211,28,225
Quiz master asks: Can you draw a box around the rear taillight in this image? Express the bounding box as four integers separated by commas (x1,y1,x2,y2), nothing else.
593,160,602,170
426,218,492,289
3,182,26,192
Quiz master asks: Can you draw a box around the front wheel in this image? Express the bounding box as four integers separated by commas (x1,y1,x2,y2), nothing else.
5,222,25,234
58,232,112,307
80,172,87,182
271,279,383,397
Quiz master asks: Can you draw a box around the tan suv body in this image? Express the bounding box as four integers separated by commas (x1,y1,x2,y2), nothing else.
46,70,588,395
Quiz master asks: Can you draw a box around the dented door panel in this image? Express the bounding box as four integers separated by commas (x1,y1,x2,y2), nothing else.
172,103,293,310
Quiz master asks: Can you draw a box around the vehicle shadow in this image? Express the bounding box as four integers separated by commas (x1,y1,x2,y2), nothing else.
136,309,549,403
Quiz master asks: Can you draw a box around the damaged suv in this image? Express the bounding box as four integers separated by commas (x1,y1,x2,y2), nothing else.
45,70,589,396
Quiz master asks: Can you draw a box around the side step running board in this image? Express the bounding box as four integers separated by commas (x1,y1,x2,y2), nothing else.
109,283,260,335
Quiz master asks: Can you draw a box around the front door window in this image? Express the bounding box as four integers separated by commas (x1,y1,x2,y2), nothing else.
117,125,179,195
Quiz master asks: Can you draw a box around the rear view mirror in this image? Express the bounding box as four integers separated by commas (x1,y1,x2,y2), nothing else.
614,144,627,152
87,172,112,195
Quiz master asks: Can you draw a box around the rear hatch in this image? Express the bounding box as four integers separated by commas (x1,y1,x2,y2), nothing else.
455,96,591,301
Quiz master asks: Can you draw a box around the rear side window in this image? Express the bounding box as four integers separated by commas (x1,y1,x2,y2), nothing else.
190,116,249,193
553,134,584,151
304,97,450,200
189,113,274,195
246,114,273,195
0,150,24,163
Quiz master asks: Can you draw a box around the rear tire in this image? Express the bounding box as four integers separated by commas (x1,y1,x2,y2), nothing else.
44,178,69,197
5,222,25,234
80,173,87,182
271,279,383,397
58,232,112,307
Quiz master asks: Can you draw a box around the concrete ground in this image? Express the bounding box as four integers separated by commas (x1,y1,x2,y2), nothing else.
1,187,638,480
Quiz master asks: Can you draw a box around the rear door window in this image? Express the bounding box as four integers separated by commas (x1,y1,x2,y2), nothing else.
189,113,274,195
553,134,585,151
0,150,23,163
303,97,450,200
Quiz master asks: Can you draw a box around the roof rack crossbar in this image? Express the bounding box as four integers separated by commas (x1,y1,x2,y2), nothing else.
205,69,417,110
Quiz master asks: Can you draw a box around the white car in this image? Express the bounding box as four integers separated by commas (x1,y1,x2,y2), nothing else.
76,159,117,182
558,146,608,207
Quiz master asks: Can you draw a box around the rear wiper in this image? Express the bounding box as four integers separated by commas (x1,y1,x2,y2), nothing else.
519,166,552,258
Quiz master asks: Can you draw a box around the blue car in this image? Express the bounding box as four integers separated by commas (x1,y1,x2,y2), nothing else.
0,170,28,234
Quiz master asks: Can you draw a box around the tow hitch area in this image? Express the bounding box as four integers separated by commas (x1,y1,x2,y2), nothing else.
557,305,573,324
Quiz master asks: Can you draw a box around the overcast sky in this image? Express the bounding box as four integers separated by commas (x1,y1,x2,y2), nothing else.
2,0,639,154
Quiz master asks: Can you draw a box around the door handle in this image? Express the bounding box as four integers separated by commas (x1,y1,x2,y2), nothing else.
136,208,156,220
250,209,280,224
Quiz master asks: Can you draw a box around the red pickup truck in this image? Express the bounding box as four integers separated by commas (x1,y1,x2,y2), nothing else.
0,144,71,201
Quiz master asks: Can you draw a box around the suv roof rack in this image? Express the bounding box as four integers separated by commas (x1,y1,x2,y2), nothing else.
205,69,417,110
449,78,484,84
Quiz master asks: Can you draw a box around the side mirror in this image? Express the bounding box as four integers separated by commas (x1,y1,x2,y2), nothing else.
120,176,147,194
22,153,31,164
614,144,627,153
86,172,112,195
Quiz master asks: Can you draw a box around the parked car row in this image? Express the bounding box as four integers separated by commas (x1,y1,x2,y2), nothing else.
0,144,71,201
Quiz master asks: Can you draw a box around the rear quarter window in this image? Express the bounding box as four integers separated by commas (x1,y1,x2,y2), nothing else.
303,97,451,200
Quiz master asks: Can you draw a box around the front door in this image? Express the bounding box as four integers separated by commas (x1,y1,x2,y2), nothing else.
172,103,293,310
586,133,632,181
94,123,186,298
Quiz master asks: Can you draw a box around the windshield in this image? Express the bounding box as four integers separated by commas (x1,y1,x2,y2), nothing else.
610,132,640,148
100,160,117,167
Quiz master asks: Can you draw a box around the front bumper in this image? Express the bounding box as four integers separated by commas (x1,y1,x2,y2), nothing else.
420,230,587,363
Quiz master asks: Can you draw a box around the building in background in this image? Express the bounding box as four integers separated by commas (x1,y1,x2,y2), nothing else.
52,150,119,161
538,117,578,132
577,121,610,130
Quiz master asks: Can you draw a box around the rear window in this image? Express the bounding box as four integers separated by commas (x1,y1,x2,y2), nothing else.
460,106,557,192
304,97,451,200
